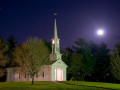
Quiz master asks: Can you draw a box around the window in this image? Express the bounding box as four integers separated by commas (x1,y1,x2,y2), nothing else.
25,73,26,78
42,71,44,77
15,73,19,79
19,73,20,79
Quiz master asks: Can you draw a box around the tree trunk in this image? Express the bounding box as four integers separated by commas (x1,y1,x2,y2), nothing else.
32,75,34,84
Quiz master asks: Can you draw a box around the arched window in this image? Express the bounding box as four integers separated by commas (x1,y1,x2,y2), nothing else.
42,71,44,77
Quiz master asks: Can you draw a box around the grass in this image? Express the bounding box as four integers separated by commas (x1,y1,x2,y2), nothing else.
62,81,120,90
0,81,108,90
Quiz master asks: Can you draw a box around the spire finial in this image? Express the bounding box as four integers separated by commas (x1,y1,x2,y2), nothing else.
53,13,58,39
54,13,57,18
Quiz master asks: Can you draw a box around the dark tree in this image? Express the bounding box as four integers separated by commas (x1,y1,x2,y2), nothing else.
62,48,73,80
72,38,110,82
7,35,17,67
0,37,8,78
70,53,83,80
93,43,110,82
72,38,96,80
44,40,52,52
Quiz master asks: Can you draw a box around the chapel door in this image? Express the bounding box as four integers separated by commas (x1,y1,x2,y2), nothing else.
55,68,63,81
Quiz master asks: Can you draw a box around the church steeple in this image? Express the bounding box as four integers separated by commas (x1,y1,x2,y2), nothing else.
50,13,61,61
52,13,60,54
54,13,58,39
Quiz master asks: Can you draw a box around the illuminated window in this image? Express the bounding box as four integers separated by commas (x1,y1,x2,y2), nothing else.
52,39,55,44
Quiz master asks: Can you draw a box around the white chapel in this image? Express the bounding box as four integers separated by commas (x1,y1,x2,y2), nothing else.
6,15,68,82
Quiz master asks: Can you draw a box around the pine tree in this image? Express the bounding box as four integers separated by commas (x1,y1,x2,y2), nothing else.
7,35,17,67
0,37,8,78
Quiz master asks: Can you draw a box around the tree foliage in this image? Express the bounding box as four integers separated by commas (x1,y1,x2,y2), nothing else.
62,48,83,80
13,37,50,84
0,37,8,78
72,38,96,80
7,35,17,67
110,42,120,81
62,48,73,80
63,38,110,81
70,53,83,80
93,42,110,82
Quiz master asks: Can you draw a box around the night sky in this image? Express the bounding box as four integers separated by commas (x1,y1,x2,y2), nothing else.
1,0,120,49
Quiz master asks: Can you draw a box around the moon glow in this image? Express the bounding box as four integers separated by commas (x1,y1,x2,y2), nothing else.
97,29,104,36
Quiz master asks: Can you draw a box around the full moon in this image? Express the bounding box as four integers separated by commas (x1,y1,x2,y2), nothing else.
97,29,104,36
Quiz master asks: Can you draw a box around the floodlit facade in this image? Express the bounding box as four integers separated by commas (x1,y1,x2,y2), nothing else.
6,15,68,82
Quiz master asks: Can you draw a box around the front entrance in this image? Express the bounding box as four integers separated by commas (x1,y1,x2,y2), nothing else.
55,68,63,81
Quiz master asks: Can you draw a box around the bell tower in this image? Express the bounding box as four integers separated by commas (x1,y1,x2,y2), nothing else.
50,13,62,61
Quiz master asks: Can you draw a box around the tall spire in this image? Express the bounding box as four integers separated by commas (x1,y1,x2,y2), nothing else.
50,13,62,61
54,13,58,39
51,13,60,54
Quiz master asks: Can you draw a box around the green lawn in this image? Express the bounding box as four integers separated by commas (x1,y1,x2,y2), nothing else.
0,81,108,90
62,81,120,90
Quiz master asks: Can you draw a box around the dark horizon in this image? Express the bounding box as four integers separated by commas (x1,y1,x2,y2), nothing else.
1,0,120,49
